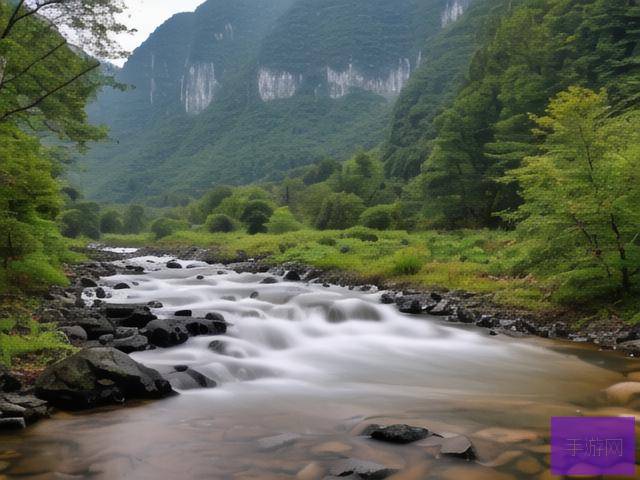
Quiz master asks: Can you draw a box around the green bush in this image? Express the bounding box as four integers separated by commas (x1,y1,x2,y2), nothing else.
342,227,379,242
266,207,303,234
245,211,270,235
318,236,337,246
360,204,395,230
390,248,424,276
205,214,236,233
315,192,365,230
150,218,185,239
99,210,123,234
122,205,146,234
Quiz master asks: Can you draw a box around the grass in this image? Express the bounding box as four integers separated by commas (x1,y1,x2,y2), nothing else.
103,227,556,313
0,297,76,369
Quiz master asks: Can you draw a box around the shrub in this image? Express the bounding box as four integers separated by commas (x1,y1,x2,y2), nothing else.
315,192,365,230
99,210,123,234
205,214,235,233
318,236,337,247
245,211,269,235
199,186,233,216
390,248,425,276
150,218,185,239
0,218,38,268
342,226,379,242
266,207,303,234
240,200,274,223
360,204,395,230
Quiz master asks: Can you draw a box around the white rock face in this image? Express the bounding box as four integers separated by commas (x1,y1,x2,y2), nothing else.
181,62,219,114
214,22,234,41
326,58,412,99
441,0,470,26
258,67,301,101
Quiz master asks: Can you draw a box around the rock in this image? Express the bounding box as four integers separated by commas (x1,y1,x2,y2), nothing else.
297,462,325,480
476,315,497,328
99,334,115,345
258,433,301,451
59,315,114,340
113,283,130,290
147,301,163,308
208,340,226,354
125,265,144,273
489,330,498,336
457,308,476,324
196,275,204,280
260,277,278,284
143,319,189,348
35,348,174,409
0,393,49,423
80,277,98,288
166,260,182,269
0,366,22,393
0,400,26,417
95,287,107,299
617,323,640,343
0,417,26,430
550,322,569,338
604,382,640,405
174,309,192,317
250,291,259,299
430,300,453,316
380,293,395,304
114,326,138,339
111,334,149,353
440,435,476,460
367,424,430,444
184,318,227,336
283,270,301,281
163,367,216,390
39,308,64,323
329,458,398,479
398,299,422,315
205,312,225,321
617,340,640,356
104,304,157,329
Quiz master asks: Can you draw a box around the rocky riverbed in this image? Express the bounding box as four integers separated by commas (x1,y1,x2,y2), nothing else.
1,246,640,479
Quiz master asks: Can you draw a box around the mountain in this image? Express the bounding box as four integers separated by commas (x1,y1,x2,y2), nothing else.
74,0,475,202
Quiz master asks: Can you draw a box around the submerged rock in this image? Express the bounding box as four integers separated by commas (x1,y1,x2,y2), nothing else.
163,367,216,390
113,283,130,290
439,435,476,460
166,260,182,269
366,424,430,444
35,348,174,409
283,270,301,281
257,432,301,451
143,319,189,348
329,458,398,479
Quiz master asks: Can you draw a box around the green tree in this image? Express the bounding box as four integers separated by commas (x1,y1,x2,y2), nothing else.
360,204,396,230
332,151,384,205
266,207,303,234
122,204,145,234
199,186,233,218
315,192,365,230
240,200,274,224
99,210,123,234
504,87,640,299
205,213,235,233
150,217,185,240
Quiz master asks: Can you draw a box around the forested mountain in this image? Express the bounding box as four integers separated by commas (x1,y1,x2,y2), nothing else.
75,0,474,202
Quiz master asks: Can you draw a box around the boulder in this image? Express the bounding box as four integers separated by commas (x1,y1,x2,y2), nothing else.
59,314,114,340
104,304,157,329
95,287,107,299
457,308,476,324
175,309,192,317
143,319,189,348
0,393,50,423
617,340,640,356
0,417,26,430
430,300,453,316
366,424,430,444
163,367,216,390
476,315,497,328
79,277,98,288
257,432,301,451
284,270,301,281
59,326,88,344
329,458,398,479
147,301,163,308
111,334,149,353
439,435,476,460
398,299,422,315
113,283,130,290
35,348,174,409
166,260,182,269
380,293,395,304
183,318,227,336
205,312,225,322
260,277,278,284
0,365,22,392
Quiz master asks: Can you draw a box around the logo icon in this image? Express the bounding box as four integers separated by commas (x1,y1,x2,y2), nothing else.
551,416,636,476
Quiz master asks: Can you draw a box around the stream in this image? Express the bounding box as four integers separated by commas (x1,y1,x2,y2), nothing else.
1,255,638,479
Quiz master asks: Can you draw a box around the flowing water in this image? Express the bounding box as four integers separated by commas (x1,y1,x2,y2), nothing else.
1,256,639,479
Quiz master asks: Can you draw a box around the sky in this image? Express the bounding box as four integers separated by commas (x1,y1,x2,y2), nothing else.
112,0,206,66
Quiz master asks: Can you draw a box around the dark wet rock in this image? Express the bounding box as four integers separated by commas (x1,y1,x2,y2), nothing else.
147,301,163,309
617,324,640,343
284,270,301,281
0,400,26,417
166,260,182,269
205,312,225,322
489,330,498,336
430,292,443,302
59,314,114,340
260,277,278,284
113,283,130,290
550,322,569,338
258,433,301,451
184,318,227,336
0,366,21,393
398,299,422,315
143,319,189,348
323,283,331,288
457,307,476,324
95,287,107,299
430,300,453,316
174,309,192,317
221,295,236,302
366,424,430,444
39,308,65,323
196,275,205,280
329,458,398,479
250,291,259,299
439,435,476,460
125,265,144,273
380,293,395,304
476,315,497,328
1,393,50,423
35,348,174,409
163,367,216,390
80,277,98,288
208,340,227,354
104,304,157,329
186,264,200,269
99,334,115,345
617,340,640,356
111,334,149,353
115,326,138,339
0,417,26,430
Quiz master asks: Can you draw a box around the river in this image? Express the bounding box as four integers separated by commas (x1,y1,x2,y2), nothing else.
1,255,638,479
